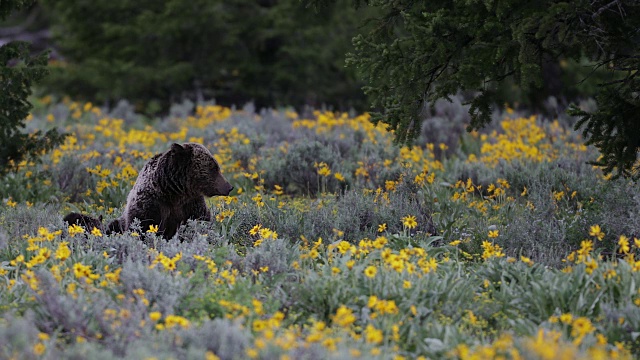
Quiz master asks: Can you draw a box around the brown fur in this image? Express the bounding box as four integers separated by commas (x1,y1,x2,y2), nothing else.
107,143,233,239
64,143,233,240
63,212,103,232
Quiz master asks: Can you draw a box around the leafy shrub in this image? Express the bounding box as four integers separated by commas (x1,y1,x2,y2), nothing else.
0,40,66,176
419,94,472,156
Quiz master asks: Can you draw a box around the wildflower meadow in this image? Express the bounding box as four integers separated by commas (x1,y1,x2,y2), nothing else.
1,97,640,359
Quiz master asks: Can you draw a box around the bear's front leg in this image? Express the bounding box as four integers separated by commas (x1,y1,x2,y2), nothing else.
127,206,165,238
183,197,212,222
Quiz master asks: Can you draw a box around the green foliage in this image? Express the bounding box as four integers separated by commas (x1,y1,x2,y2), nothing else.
570,83,640,180
339,0,577,140
40,0,369,113
0,2,66,176
0,0,33,19
311,0,640,178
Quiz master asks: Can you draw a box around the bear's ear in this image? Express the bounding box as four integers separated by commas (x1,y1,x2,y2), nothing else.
170,143,185,152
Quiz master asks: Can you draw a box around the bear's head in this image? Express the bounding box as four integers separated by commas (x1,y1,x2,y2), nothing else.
169,143,233,197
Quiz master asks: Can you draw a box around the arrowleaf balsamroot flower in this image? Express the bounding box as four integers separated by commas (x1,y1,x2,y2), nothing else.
401,215,417,229
364,265,377,278
481,241,505,260
589,224,605,241
55,242,71,261
560,313,573,324
364,324,384,344
331,306,356,327
73,263,99,283
33,343,46,356
618,235,630,254
164,314,190,329
5,104,640,359
68,224,85,237
571,317,596,338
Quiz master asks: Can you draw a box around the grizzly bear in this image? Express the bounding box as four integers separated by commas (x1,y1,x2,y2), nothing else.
65,143,233,240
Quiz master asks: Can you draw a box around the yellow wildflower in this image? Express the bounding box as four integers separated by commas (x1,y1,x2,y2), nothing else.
33,343,46,356
205,351,221,360
331,306,356,327
164,314,190,329
68,224,85,237
571,317,595,337
560,313,573,324
55,242,71,261
249,224,262,236
589,225,605,241
585,258,598,274
364,266,377,278
520,256,533,266
364,324,383,344
618,235,630,254
149,312,162,321
73,263,100,283
553,191,565,201
402,215,417,229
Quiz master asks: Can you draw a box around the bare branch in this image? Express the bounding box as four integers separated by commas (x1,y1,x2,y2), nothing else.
592,0,623,19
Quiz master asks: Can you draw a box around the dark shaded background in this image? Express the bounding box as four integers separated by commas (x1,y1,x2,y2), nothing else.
1,0,609,116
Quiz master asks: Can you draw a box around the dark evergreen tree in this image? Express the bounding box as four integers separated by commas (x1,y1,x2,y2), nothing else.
309,0,640,179
40,0,371,113
0,0,65,176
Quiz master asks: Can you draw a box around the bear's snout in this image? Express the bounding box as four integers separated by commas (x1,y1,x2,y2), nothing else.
220,183,233,196
206,174,233,196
